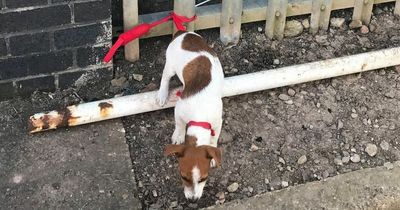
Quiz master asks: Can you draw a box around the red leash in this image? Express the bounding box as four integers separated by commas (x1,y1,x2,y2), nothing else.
188,121,216,136
103,12,196,63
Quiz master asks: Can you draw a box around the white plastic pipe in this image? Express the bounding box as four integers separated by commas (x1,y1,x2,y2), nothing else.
29,47,400,133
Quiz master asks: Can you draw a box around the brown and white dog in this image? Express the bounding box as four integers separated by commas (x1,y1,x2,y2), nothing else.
157,31,224,200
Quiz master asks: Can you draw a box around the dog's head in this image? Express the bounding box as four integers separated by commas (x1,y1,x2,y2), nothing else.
164,141,221,200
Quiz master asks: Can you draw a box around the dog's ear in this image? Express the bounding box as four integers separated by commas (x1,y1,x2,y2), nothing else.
203,146,222,167
164,144,185,157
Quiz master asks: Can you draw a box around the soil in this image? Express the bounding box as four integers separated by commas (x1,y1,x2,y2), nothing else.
118,4,400,210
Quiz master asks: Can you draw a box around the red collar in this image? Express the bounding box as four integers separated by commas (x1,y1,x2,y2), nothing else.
188,121,215,136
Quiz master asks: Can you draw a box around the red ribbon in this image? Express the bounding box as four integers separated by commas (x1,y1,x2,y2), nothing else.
103,12,196,63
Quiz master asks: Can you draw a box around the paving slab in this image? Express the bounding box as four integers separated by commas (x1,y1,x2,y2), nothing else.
0,107,140,210
205,162,400,210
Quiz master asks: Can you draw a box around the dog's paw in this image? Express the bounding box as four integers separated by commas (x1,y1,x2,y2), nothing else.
172,130,184,145
157,89,169,106
210,159,217,168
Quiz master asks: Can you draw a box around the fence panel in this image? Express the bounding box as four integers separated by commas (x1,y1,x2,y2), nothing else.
220,0,243,45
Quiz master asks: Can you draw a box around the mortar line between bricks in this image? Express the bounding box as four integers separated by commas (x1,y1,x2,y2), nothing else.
0,0,100,13
0,20,111,38
0,41,111,60
0,64,112,84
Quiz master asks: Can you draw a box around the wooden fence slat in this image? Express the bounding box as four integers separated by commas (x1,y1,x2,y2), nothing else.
395,0,400,16
265,0,288,40
352,0,374,25
173,0,196,34
310,0,333,34
220,0,243,45
123,0,139,62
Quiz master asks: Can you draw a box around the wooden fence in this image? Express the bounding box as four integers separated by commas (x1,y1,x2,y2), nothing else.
123,0,400,62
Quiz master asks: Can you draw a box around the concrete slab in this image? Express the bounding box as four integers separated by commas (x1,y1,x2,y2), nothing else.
205,162,400,210
0,117,141,209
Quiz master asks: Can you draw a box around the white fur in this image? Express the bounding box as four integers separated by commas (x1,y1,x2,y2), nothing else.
157,32,224,147
183,166,207,200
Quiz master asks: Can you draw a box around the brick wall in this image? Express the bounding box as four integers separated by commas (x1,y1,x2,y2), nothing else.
0,0,113,99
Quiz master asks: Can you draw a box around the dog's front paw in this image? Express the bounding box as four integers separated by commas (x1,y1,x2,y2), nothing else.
157,89,169,106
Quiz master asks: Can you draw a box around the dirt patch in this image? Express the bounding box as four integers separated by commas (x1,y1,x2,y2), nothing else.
120,5,400,210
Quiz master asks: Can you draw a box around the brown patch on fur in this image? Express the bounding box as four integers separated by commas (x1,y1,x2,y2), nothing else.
182,55,212,98
185,135,197,146
181,33,217,56
171,30,186,42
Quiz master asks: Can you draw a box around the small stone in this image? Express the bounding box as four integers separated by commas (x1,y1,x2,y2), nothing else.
349,20,363,29
365,143,378,157
351,113,358,118
264,178,270,184
216,192,225,200
337,120,344,129
279,94,290,101
138,181,143,188
257,27,263,32
170,201,178,208
273,59,280,65
279,157,286,165
285,100,294,105
133,74,143,81
152,190,158,197
380,141,390,151
301,19,310,29
315,35,328,44
385,90,395,99
369,24,376,32
255,99,263,105
281,181,289,188
297,155,307,165
334,158,343,165
227,182,239,193
284,20,304,37
360,25,369,34
342,156,350,164
250,144,259,152
330,18,345,28
350,154,361,163
231,68,239,73
384,162,394,170
111,77,128,87
288,88,296,96
248,186,254,193
122,194,129,200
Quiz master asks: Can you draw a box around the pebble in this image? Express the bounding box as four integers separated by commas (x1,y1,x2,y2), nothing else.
369,24,376,32
250,144,259,152
111,77,128,87
349,20,363,29
216,192,225,200
273,59,280,65
152,190,158,197
248,186,254,193
334,157,343,165
337,120,344,129
281,181,289,188
360,25,369,34
342,156,350,164
297,155,307,165
227,182,239,192
380,141,390,151
288,88,296,96
385,90,395,98
257,27,263,32
188,203,198,208
279,157,286,165
138,181,143,188
278,94,290,101
365,143,378,157
133,74,143,81
350,154,361,163
384,162,394,170
302,19,310,29
330,18,345,28
351,113,358,118
170,201,178,208
255,99,263,105
264,178,270,184
285,100,294,105
284,20,304,37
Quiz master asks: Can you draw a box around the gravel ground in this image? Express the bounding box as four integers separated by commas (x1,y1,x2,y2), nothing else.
118,4,400,210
